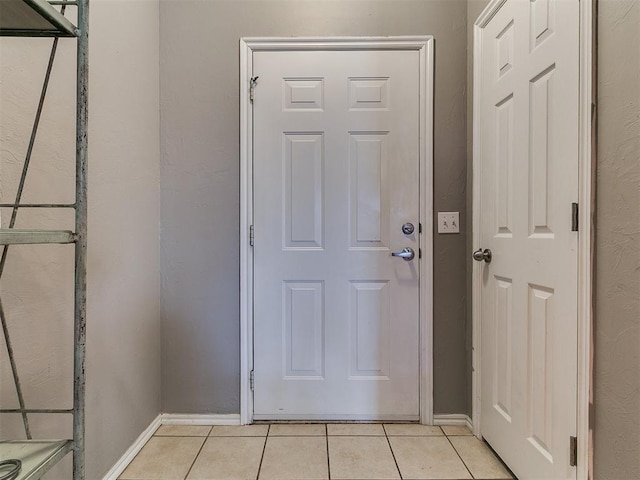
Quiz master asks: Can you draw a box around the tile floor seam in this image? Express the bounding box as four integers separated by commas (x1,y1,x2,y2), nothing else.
182,436,208,480
255,424,270,480
325,424,331,480
383,424,404,480
444,432,475,479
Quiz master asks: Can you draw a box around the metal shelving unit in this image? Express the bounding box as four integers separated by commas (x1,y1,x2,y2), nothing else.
0,0,88,478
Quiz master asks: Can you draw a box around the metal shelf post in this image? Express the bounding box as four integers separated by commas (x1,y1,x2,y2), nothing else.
0,1,89,478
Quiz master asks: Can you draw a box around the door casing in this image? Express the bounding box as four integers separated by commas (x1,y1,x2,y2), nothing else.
240,36,434,425
471,1,594,478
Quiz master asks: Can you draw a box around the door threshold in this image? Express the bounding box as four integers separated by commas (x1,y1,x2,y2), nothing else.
253,419,421,424
253,414,420,422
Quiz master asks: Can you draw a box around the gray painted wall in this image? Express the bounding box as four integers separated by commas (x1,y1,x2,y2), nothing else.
467,0,640,477
594,1,640,477
0,1,161,478
85,1,161,477
159,0,469,415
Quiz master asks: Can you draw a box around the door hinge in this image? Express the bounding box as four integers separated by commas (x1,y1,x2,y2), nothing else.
571,203,579,232
250,370,255,391
249,225,254,246
249,76,259,104
419,248,422,259
569,435,577,467
419,223,422,234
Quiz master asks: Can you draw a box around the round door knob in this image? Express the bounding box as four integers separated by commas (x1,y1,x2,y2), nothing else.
472,248,492,263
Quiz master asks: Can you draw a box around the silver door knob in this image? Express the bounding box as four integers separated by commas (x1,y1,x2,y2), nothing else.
472,248,492,263
391,247,415,261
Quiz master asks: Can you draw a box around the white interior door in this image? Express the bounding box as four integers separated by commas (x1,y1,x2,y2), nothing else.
252,49,421,420
475,0,579,478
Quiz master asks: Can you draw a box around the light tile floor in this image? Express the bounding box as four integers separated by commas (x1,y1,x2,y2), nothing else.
119,423,514,480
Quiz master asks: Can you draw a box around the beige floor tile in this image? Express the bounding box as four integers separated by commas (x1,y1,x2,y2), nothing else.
258,436,328,480
441,425,473,436
328,436,400,480
449,436,513,479
155,425,212,437
119,436,205,480
210,425,270,437
268,423,326,436
187,436,265,480
388,436,471,479
383,424,443,436
327,424,385,436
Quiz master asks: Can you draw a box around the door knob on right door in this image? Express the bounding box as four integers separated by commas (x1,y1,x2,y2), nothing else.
472,248,492,263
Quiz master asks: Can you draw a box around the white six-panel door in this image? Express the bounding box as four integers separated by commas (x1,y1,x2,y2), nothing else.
252,49,421,419
476,0,579,478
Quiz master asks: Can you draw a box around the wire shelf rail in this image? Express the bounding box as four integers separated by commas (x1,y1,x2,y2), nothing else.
0,0,88,478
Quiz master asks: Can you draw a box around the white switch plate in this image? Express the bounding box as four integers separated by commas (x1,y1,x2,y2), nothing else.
438,212,460,234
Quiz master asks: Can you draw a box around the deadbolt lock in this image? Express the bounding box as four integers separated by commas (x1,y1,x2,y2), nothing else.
402,223,415,235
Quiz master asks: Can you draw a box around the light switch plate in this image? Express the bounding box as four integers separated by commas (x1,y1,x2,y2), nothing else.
438,212,460,234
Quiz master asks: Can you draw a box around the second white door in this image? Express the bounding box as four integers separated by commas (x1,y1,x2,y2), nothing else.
476,0,580,477
253,48,422,419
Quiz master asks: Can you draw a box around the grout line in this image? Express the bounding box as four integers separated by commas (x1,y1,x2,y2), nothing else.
325,424,331,480
255,424,270,480
182,436,208,480
383,424,403,480
445,434,475,479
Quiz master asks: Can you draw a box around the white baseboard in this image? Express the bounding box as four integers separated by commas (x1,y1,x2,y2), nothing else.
433,413,473,431
102,414,162,480
161,413,241,426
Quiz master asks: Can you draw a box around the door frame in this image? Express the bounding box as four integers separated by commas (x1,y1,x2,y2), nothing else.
240,36,434,425
471,1,594,478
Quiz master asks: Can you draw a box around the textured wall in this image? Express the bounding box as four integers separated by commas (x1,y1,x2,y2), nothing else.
160,0,469,415
0,1,161,478
594,1,640,478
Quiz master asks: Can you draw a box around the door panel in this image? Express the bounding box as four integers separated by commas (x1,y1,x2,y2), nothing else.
284,133,324,249
477,0,579,478
253,50,420,419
